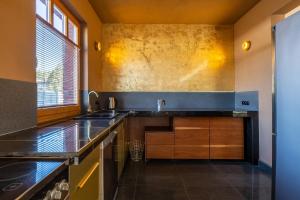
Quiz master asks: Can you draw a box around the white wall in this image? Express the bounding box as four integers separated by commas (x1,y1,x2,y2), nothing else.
234,0,293,166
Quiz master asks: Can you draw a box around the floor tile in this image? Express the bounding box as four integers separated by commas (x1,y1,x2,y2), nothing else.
187,186,246,200
135,185,188,200
181,173,230,188
116,160,272,200
236,186,271,200
117,185,136,200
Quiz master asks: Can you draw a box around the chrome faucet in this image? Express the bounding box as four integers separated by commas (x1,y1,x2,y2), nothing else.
87,91,99,113
157,99,166,112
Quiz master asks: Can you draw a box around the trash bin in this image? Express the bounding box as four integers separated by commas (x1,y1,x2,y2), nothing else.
129,140,144,162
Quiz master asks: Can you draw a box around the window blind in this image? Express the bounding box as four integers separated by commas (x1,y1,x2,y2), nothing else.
36,17,79,108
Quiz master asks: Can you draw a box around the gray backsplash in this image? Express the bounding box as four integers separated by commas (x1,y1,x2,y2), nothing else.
0,80,258,136
0,78,37,135
91,91,259,112
235,91,259,111
95,92,236,111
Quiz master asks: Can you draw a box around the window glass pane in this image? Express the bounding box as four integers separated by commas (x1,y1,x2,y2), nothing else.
36,18,79,107
68,19,78,44
53,5,66,34
36,0,50,21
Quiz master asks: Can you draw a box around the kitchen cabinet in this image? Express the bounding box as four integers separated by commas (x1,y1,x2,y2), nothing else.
69,147,100,200
210,117,244,159
144,117,244,160
116,121,126,180
145,132,174,159
100,131,118,200
124,119,130,163
174,117,210,159
98,120,128,200
68,119,129,200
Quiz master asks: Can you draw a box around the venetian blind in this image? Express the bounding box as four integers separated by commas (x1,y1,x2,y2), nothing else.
36,17,79,108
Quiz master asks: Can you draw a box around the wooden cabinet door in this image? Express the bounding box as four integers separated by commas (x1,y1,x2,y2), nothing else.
174,146,209,159
146,132,174,145
174,129,209,159
174,117,210,159
146,145,174,159
145,133,174,159
175,129,209,145
69,147,100,200
210,117,244,159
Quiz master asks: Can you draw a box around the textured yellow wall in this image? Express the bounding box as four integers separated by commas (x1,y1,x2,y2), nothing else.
101,24,234,91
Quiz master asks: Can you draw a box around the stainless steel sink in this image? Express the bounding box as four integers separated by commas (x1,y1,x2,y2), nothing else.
74,111,119,120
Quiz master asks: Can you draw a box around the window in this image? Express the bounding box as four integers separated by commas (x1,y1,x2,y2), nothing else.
36,0,50,22
68,19,78,44
53,5,66,34
36,0,80,109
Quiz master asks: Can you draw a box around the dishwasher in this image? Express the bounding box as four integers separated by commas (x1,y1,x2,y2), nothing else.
100,130,118,200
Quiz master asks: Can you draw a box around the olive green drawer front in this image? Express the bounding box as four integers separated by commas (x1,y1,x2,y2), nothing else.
69,147,100,200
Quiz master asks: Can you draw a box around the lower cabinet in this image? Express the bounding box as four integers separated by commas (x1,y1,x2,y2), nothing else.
174,146,209,159
145,117,244,160
210,117,244,159
69,147,100,200
124,119,130,163
116,122,125,180
145,132,174,159
68,120,129,200
174,117,210,159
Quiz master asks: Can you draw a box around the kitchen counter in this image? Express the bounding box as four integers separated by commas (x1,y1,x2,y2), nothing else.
0,113,128,159
0,159,66,200
124,108,255,118
0,109,258,163
126,109,259,164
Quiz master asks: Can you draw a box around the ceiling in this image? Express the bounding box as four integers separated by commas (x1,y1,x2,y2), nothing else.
89,0,260,24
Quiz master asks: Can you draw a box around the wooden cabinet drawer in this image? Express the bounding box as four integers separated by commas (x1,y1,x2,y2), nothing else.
146,133,174,145
210,129,244,145
210,120,244,159
210,146,244,159
175,129,209,145
210,117,243,129
174,117,209,128
146,145,174,159
174,146,209,159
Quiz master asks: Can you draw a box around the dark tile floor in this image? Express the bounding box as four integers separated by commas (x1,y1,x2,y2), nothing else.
116,160,271,200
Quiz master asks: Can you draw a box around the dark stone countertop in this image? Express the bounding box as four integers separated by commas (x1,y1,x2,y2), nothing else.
0,109,257,160
0,113,128,158
123,108,257,118
0,159,66,200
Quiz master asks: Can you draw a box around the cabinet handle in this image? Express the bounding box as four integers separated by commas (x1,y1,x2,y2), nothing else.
77,162,99,190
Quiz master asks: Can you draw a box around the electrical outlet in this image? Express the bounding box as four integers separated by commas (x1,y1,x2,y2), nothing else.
241,101,250,106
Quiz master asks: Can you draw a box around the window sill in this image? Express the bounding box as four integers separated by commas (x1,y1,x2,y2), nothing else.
37,105,81,126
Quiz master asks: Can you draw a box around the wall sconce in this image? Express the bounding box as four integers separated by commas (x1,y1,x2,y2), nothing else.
94,41,101,52
242,41,251,51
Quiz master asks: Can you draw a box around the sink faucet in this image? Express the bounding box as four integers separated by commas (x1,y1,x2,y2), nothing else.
157,99,166,112
87,91,99,113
